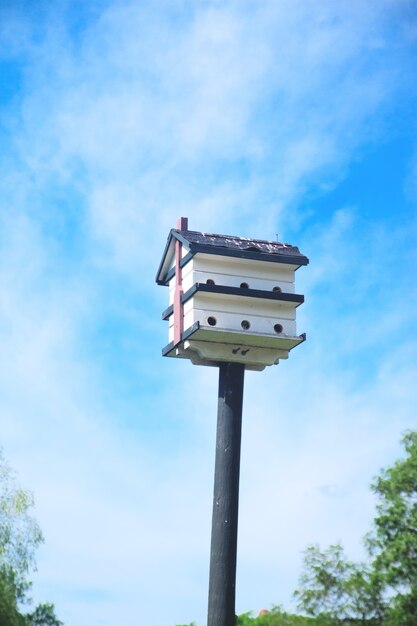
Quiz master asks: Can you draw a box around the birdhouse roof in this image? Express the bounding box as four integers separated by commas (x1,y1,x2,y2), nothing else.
156,226,309,285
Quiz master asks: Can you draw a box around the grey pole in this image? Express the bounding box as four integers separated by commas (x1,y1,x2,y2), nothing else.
207,362,245,626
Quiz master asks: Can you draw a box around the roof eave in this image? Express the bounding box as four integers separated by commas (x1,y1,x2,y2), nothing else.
156,231,309,285
155,229,193,285
188,243,309,268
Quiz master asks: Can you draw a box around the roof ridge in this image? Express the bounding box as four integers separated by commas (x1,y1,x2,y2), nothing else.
177,228,296,248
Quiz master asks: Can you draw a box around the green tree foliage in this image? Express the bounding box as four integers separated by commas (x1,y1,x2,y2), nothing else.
293,544,385,625
0,449,63,625
293,544,353,620
0,568,62,626
0,450,43,578
367,430,417,625
0,567,27,626
294,431,417,626
26,602,63,626
174,607,316,626
236,605,316,625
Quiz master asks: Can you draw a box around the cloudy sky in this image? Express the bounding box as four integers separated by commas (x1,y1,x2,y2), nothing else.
0,1,416,625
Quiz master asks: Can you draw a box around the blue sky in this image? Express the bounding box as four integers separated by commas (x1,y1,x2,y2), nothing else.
0,1,416,625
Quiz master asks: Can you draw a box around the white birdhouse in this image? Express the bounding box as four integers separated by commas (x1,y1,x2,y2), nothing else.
156,218,308,371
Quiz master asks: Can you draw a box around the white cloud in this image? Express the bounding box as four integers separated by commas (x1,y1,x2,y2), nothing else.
0,1,415,625
4,0,412,267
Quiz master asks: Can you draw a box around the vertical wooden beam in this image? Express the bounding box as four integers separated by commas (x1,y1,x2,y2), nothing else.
173,239,183,346
173,217,188,346
176,216,188,231
207,362,245,626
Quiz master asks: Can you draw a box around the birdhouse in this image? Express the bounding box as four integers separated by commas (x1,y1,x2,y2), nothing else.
156,218,308,371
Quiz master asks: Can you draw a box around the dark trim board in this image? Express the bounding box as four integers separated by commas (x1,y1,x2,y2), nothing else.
162,305,172,321
173,230,191,249
187,243,309,267
162,251,194,285
163,267,175,285
162,322,201,355
155,229,177,285
162,323,307,357
156,229,309,285
184,283,304,304
162,283,304,320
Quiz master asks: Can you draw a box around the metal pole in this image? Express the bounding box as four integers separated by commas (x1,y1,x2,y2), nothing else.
207,362,245,626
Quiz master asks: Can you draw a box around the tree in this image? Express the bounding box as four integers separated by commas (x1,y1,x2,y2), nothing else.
26,602,63,626
0,566,27,626
293,544,351,620
0,449,43,578
0,570,62,626
293,543,385,624
294,431,417,625
236,605,316,625
0,448,63,625
367,431,417,625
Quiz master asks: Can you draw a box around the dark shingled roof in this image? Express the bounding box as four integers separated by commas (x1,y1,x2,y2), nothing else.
179,229,304,257
156,224,308,285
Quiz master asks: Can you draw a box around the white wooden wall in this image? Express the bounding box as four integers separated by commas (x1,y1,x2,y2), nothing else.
167,253,299,344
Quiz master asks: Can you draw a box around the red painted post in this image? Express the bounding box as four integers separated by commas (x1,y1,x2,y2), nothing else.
173,217,188,346
176,217,188,231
